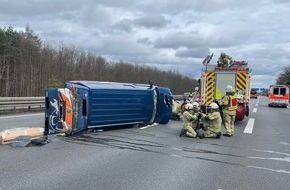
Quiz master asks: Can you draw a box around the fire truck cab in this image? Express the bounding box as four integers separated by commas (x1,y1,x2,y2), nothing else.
200,54,251,121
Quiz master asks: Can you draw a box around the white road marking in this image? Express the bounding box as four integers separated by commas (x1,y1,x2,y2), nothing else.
253,108,257,113
171,154,182,158
172,147,183,151
255,104,258,106
248,165,290,174
257,96,260,103
244,118,255,134
0,113,43,119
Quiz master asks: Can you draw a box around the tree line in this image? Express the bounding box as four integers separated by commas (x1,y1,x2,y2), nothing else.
276,66,290,86
0,25,198,97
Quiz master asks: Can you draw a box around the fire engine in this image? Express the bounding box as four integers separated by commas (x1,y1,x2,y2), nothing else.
199,53,251,121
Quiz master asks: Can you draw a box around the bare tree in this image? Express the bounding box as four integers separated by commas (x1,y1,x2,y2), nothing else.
276,65,290,85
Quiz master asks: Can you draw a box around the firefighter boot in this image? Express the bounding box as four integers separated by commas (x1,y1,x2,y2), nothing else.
198,133,204,139
223,133,231,137
179,129,187,137
216,132,221,139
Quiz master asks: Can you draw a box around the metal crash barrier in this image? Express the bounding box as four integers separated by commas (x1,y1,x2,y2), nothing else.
0,95,185,112
0,97,45,111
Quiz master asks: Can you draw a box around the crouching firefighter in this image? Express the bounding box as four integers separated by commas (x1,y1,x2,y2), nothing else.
198,102,222,139
179,102,200,138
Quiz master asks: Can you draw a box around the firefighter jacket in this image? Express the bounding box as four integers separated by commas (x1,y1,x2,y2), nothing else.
182,111,199,130
172,101,181,115
221,94,237,115
202,111,222,133
217,55,232,67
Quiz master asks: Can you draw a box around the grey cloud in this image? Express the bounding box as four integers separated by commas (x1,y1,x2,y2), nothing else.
1,0,289,88
154,31,202,50
0,0,81,17
112,14,170,33
112,19,133,33
133,15,170,29
137,37,153,45
175,47,210,58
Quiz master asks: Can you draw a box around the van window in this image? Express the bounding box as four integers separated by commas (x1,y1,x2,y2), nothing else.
164,95,170,107
280,88,286,95
273,88,279,95
45,97,50,109
82,99,87,116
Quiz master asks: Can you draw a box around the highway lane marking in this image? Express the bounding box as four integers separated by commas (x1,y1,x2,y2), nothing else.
0,113,43,119
171,154,183,158
244,118,255,134
252,108,257,113
248,165,290,174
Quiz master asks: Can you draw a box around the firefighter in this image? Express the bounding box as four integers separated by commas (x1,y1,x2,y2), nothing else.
198,102,222,139
221,85,237,137
172,99,181,120
217,52,232,68
179,102,200,138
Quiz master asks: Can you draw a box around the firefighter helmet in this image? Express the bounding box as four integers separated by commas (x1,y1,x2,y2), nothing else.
185,103,193,110
209,102,219,109
226,85,234,93
192,102,199,108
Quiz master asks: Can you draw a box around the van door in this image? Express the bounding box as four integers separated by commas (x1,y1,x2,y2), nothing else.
154,87,173,124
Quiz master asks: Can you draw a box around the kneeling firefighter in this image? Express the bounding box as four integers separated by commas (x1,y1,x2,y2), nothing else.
199,102,222,139
179,102,200,138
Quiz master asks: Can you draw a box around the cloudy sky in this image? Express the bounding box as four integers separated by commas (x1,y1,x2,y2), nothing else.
1,0,290,89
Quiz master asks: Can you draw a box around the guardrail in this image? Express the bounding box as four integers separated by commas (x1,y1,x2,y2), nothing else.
0,95,186,112
0,97,45,111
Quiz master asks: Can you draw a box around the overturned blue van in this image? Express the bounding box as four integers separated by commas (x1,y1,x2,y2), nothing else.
45,81,172,135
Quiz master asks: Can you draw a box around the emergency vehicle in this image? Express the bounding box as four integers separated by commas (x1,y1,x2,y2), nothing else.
44,81,172,135
268,85,289,108
199,53,251,121
250,89,258,99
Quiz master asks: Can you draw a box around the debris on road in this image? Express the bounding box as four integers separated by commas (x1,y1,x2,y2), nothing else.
0,127,44,145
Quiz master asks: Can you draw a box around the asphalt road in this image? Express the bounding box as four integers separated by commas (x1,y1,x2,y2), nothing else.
1,96,290,190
